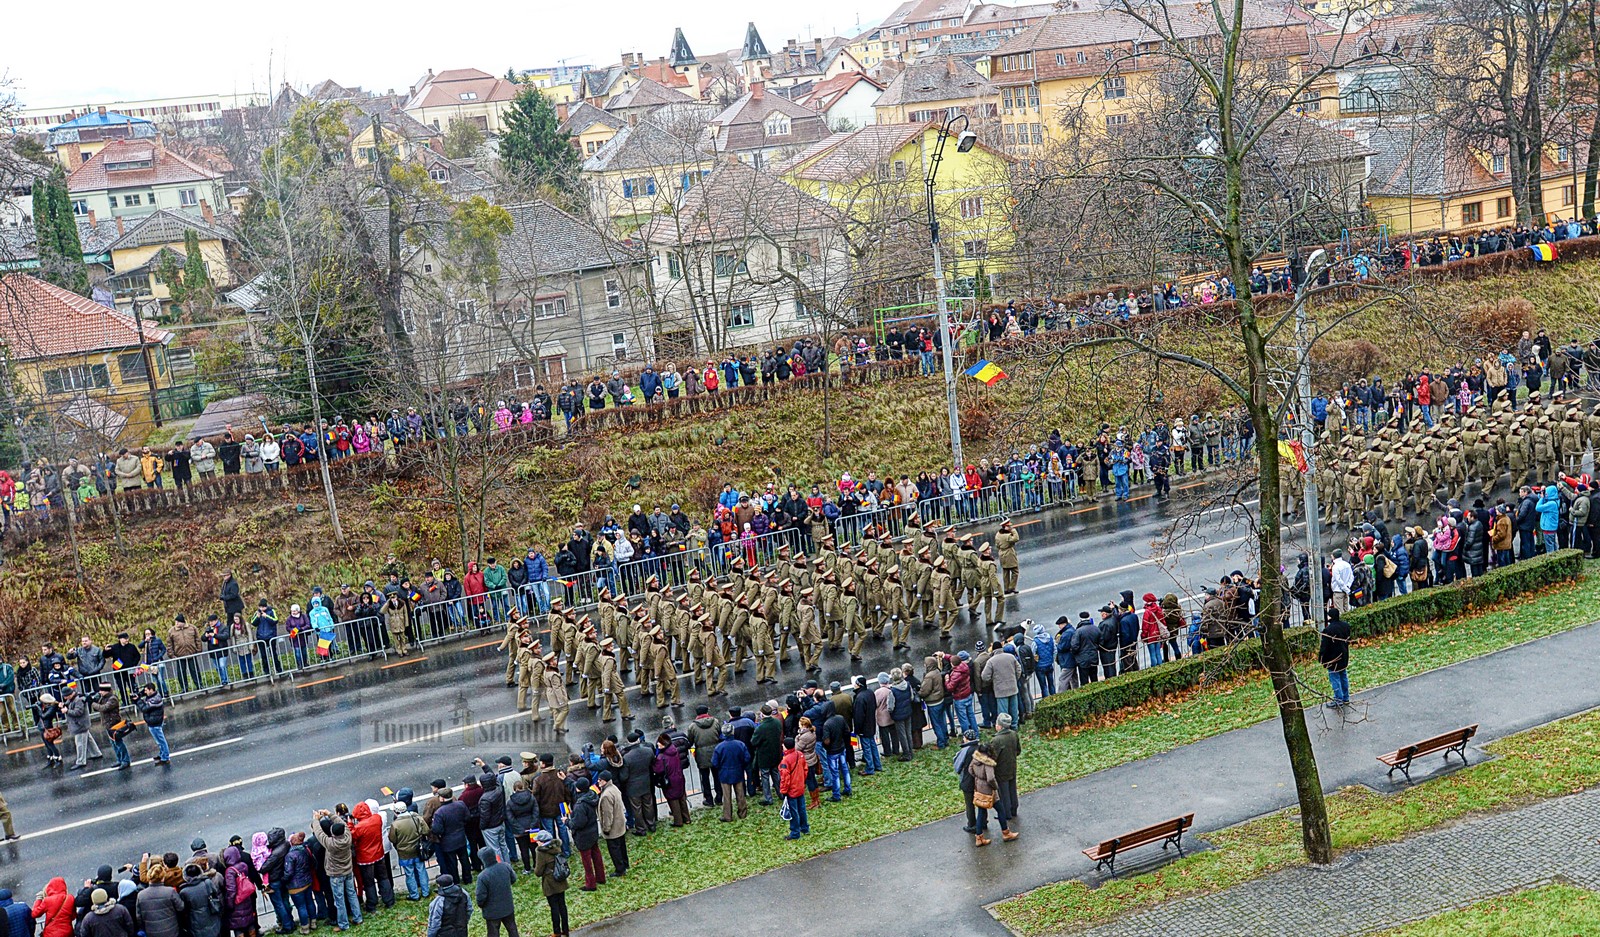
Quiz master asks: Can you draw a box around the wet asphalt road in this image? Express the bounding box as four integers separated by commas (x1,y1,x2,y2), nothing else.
0,479,1308,894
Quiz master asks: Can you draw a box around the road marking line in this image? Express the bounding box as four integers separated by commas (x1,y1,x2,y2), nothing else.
1012,519,1044,528
1069,506,1099,515
204,695,256,710
297,675,346,689
464,640,501,651
1017,523,1306,596
380,657,427,670
1175,482,1205,491
80,737,244,778
6,743,42,755
15,705,540,842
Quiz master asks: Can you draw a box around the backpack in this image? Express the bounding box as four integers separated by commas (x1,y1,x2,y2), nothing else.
550,853,570,883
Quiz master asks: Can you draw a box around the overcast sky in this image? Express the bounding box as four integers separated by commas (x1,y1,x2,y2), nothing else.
6,0,882,108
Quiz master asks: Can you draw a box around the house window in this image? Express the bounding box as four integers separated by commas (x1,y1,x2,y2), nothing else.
585,141,598,155
1557,145,1570,163
728,303,755,328
621,177,657,198
43,363,110,394
1076,50,1087,63
1460,202,1482,225
1031,123,1043,144
108,196,117,208
960,196,984,218
667,254,683,278
1496,196,1511,218
790,239,819,268
604,278,622,308
611,332,628,357
1028,86,1039,108
1056,53,1066,65
1004,124,1017,146
430,168,450,182
1103,76,1126,99
764,115,791,137
1491,153,1505,174
962,239,988,258
455,299,478,323
117,352,149,383
178,188,198,206
713,252,747,276
680,169,709,191
893,159,906,179
1562,184,1575,206
535,297,568,318
1105,113,1129,130
400,307,418,333
71,199,88,216
459,91,479,101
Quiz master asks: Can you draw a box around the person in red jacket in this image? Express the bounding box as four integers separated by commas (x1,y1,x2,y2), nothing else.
31,877,74,937
464,562,487,626
1139,593,1169,666
349,801,392,912
944,651,977,737
777,737,809,840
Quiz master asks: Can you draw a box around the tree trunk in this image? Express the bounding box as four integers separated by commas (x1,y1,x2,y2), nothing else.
1584,108,1600,220
304,348,345,544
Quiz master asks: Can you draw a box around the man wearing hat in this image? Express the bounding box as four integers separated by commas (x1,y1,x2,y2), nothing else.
596,639,630,722
540,654,569,732
931,557,956,637
995,520,1021,594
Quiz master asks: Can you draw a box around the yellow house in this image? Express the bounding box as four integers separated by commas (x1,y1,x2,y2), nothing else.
776,122,1017,281
560,103,626,159
1367,121,1586,234
46,109,158,169
347,108,441,166
873,57,1000,140
403,68,521,134
0,274,175,441
105,209,235,313
986,5,1318,154
581,118,718,228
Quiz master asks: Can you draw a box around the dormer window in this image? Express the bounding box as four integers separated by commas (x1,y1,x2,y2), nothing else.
459,91,478,101
765,115,791,136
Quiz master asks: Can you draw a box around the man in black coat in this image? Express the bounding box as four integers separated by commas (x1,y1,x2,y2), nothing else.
472,848,517,937
1319,608,1352,707
1069,612,1101,686
620,730,657,835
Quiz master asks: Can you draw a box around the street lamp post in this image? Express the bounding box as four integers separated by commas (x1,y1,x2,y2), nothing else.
925,114,977,470
1294,247,1327,629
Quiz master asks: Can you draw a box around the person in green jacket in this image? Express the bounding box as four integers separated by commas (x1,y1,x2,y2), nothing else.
482,558,510,623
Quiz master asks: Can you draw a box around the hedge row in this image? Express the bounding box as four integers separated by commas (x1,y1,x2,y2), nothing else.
1031,549,1588,733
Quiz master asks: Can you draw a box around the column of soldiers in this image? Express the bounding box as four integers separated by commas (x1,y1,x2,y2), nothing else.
1295,391,1600,527
490,513,1023,721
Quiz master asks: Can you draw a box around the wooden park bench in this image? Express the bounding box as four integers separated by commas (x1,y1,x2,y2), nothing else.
1376,724,1478,783
1082,813,1194,877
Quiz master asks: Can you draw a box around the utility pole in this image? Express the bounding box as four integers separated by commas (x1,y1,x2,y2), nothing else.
1294,248,1327,630
926,114,976,470
133,300,164,428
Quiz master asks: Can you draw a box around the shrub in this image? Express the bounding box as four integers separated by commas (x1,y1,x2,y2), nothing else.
1311,338,1388,386
1031,550,1585,733
1455,297,1539,354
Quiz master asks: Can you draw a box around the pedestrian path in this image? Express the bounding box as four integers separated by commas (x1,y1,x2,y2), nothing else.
1078,786,1600,937
576,618,1600,937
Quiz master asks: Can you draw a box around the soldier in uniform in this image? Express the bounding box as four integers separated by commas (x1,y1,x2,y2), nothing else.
1531,411,1558,483
977,543,1004,628
518,636,543,715
597,638,631,722
884,566,911,651
577,622,602,709
544,598,566,670
931,556,957,637
698,613,726,697
994,520,1021,594
1559,407,1586,475
611,595,634,673
633,609,656,698
1470,429,1496,489
795,587,822,672
498,609,524,686
819,570,843,651
1378,453,1401,522
840,580,866,661
652,627,682,708
540,652,569,732
749,600,777,684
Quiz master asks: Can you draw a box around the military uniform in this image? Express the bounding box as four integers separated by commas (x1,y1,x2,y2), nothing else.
541,656,569,732
795,589,822,671
597,641,631,721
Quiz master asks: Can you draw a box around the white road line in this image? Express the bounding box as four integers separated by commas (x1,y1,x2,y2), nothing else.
18,709,533,842
78,736,244,778
1017,523,1306,596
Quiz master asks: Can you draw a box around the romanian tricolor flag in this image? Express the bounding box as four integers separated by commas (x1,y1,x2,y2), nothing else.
317,637,333,657
1277,439,1308,474
1530,243,1558,262
111,659,123,671
963,359,1007,386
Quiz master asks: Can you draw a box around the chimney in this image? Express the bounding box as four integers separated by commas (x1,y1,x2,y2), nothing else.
87,209,97,227
750,81,764,100
115,216,125,237
200,199,214,224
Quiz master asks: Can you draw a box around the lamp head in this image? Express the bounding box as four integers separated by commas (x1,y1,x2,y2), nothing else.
955,130,978,153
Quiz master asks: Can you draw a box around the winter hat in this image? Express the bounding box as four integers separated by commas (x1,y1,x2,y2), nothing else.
996,713,1014,729
533,829,555,846
190,838,206,852
597,770,614,783
436,874,455,889
90,889,109,907
957,650,970,661
877,672,891,685
1142,592,1159,604
118,880,137,899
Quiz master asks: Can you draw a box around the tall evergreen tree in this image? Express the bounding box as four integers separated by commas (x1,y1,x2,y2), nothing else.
498,88,581,194
31,166,88,295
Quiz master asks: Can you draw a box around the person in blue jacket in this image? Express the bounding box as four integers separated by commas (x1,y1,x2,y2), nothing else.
1536,484,1561,553
525,548,550,614
253,599,280,675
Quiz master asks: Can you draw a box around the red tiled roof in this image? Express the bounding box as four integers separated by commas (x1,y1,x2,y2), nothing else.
406,70,520,109
66,140,221,193
0,275,173,360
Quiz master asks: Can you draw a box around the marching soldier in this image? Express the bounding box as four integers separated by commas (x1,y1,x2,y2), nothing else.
1559,407,1585,475
978,543,1004,628
540,653,569,732
518,637,543,714
698,612,726,696
995,520,1020,594
498,610,524,687
597,638,631,722
885,566,911,651
750,602,777,684
652,628,682,709
931,556,957,637
796,587,822,672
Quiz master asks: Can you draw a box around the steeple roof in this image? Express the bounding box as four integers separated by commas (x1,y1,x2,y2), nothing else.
669,27,698,67
742,22,770,61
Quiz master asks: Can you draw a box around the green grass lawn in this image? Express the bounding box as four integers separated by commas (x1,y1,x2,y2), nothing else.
994,672,1600,935
357,564,1598,936
1370,885,1600,936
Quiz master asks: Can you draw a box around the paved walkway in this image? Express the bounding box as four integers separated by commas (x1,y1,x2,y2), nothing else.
578,619,1600,937
1079,786,1600,936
